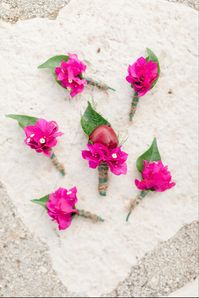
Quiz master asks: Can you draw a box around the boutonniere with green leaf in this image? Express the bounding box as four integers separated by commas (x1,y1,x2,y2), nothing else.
126,49,160,121
6,114,65,176
126,138,175,221
38,53,115,98
32,186,104,231
81,102,128,196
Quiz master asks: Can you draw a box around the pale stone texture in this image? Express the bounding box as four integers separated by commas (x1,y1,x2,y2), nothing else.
0,0,198,297
168,278,199,297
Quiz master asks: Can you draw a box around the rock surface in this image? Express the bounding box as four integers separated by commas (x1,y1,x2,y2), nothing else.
0,182,70,297
0,0,198,297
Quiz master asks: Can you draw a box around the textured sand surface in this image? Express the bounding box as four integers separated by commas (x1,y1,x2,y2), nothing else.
108,221,199,297
0,182,69,297
0,0,198,296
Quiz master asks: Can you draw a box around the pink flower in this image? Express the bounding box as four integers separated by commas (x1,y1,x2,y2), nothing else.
135,160,176,192
24,119,63,157
106,147,128,175
82,143,128,175
46,187,78,230
82,143,109,169
55,53,87,97
126,57,158,96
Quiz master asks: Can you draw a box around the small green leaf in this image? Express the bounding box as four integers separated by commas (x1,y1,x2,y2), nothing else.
38,55,69,69
31,195,49,209
6,114,38,128
81,102,110,136
146,48,160,88
136,138,161,172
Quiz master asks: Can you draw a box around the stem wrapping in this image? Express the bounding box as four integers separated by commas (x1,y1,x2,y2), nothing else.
50,152,65,176
86,78,115,91
77,209,104,223
129,92,139,121
98,162,109,196
126,191,148,222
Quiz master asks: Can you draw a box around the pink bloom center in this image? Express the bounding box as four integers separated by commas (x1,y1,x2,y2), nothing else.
126,57,158,96
55,53,87,97
135,160,176,192
82,143,128,176
24,119,63,156
46,187,78,230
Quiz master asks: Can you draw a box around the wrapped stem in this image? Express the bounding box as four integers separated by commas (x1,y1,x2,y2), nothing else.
77,209,104,222
86,78,115,91
50,152,65,176
129,92,139,121
126,190,148,222
98,162,109,196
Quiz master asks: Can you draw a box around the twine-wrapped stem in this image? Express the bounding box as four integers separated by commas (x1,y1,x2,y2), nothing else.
98,162,109,196
77,209,104,223
129,92,139,121
86,78,115,91
126,190,148,222
50,152,65,176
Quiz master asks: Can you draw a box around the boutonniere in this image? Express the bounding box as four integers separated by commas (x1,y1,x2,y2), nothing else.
81,102,128,196
126,138,175,221
32,186,104,230
6,115,65,176
38,53,115,97
126,49,160,121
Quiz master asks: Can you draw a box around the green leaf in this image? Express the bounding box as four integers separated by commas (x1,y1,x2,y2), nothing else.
31,195,49,209
146,48,160,88
136,138,161,172
38,55,69,69
80,102,110,136
6,114,38,128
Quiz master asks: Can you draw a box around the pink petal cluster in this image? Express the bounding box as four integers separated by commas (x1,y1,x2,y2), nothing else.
82,143,128,175
24,119,63,157
135,160,176,192
55,53,87,97
126,57,158,96
46,187,78,230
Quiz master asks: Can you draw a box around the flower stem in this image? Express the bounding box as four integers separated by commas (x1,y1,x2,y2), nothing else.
126,190,148,222
129,92,139,121
98,162,109,196
50,152,65,176
77,209,104,223
86,78,116,91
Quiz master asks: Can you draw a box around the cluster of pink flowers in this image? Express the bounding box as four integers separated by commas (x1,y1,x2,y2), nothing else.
55,53,87,97
126,57,158,96
24,119,63,156
47,187,78,230
82,143,128,175
135,160,176,192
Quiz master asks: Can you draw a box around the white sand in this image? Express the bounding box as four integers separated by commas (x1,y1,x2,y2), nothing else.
0,0,198,296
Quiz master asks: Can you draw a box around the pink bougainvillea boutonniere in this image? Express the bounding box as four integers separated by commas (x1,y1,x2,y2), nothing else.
81,102,128,196
32,186,104,230
38,53,115,97
6,114,66,176
126,48,160,121
126,138,175,221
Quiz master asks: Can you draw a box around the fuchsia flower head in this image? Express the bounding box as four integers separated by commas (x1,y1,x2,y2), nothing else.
24,118,63,157
126,57,158,97
135,160,176,192
55,53,87,97
82,143,128,176
47,187,78,230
